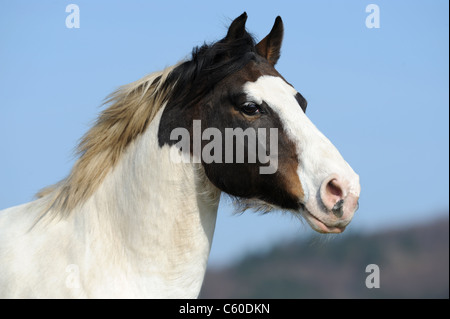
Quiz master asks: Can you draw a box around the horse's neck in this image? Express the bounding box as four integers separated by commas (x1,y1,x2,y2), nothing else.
71,109,220,297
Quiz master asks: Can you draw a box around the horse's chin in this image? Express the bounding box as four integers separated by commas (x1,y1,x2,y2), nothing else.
302,209,347,234
299,205,350,234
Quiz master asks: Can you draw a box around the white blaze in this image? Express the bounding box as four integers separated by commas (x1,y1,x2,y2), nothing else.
243,76,360,215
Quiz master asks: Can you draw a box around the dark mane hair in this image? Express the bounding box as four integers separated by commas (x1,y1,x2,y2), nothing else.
164,30,258,109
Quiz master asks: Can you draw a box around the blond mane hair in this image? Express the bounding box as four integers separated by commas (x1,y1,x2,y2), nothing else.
37,64,178,217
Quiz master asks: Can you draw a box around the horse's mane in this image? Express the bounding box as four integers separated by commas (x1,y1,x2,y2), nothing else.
36,28,258,218
36,65,177,216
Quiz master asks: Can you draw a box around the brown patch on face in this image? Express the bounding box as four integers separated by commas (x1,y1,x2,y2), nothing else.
276,143,305,202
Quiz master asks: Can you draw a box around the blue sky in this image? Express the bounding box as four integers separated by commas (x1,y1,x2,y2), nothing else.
0,1,448,266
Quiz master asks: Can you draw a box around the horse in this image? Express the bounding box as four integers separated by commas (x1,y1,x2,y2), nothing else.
0,13,360,298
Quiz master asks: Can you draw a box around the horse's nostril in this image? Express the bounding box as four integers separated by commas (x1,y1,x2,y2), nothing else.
332,199,345,218
327,179,343,198
320,175,348,214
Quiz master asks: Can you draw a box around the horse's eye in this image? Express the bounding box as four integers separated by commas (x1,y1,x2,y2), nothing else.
241,102,260,116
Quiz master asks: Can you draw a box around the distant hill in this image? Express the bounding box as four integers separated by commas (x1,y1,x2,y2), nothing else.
200,215,449,298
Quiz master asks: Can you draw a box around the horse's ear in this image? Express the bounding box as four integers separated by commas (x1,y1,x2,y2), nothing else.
256,16,284,66
226,12,248,40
